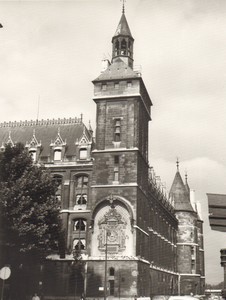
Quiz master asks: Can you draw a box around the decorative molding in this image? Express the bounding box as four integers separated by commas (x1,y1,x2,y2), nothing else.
0,117,82,128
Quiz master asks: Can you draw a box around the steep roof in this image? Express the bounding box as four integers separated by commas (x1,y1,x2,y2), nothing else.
93,58,139,82
170,170,195,213
0,118,92,158
113,13,133,38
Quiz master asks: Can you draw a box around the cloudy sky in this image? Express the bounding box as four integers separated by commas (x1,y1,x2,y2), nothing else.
1,0,226,284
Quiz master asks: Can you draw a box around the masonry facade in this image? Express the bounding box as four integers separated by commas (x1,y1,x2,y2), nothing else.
0,9,205,299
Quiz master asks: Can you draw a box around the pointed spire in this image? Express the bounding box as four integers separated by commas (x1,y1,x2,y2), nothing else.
169,162,195,213
111,4,134,68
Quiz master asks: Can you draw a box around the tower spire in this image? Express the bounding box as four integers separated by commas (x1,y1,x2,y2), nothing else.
112,3,134,68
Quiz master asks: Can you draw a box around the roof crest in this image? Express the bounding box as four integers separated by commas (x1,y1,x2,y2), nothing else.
0,117,83,128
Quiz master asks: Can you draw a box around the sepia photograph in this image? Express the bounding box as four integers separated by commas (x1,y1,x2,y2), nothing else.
0,0,226,299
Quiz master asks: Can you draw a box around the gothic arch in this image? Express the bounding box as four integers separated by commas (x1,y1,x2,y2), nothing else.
91,195,134,222
90,196,134,257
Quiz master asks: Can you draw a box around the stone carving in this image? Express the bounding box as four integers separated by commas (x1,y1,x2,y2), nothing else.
98,205,127,254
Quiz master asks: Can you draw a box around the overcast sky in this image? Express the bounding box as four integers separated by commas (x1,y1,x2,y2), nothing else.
0,0,226,284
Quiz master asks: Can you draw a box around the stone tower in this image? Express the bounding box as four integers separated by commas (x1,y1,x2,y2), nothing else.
170,163,205,295
88,7,153,298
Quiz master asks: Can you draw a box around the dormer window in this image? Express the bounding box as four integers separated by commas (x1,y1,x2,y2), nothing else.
54,149,62,161
50,128,66,162
29,150,37,162
25,130,42,162
79,148,88,160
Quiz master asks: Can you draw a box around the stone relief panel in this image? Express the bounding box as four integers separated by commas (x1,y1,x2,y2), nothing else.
91,202,133,257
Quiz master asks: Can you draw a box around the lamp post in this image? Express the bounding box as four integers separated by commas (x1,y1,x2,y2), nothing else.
104,230,110,300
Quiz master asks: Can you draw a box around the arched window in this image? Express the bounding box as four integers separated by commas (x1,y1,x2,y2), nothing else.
74,219,86,232
121,39,127,55
115,40,120,55
73,239,86,250
109,267,115,276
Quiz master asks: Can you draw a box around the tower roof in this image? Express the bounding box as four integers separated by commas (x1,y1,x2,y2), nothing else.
93,58,139,82
113,12,133,39
170,169,195,213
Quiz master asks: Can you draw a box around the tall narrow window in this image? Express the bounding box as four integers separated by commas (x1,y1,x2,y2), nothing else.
114,119,121,142
74,175,89,209
121,39,127,55
109,280,114,296
53,175,63,208
113,155,119,182
109,267,115,276
115,40,120,55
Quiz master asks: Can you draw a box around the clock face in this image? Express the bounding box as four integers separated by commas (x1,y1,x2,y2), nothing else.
107,230,118,243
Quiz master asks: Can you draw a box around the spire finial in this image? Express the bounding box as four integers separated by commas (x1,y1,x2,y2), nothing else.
121,0,126,14
185,169,188,183
176,157,179,171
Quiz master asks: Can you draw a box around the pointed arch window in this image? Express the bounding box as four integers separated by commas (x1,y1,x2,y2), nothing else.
115,40,120,56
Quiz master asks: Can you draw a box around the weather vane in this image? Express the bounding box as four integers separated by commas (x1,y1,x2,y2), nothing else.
120,0,126,14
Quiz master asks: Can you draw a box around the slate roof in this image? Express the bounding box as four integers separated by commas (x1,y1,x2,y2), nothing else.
93,58,139,82
113,13,133,38
170,170,195,213
0,118,92,158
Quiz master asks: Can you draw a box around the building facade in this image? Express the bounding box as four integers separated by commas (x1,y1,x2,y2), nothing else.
0,8,205,299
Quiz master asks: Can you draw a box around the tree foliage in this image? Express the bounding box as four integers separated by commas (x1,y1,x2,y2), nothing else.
0,143,62,259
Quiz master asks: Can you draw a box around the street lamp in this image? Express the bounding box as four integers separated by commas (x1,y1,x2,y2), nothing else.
104,230,111,300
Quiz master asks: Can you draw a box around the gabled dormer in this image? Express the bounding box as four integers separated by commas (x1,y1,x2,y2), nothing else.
50,128,67,162
75,125,92,161
1,131,14,151
25,129,42,162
